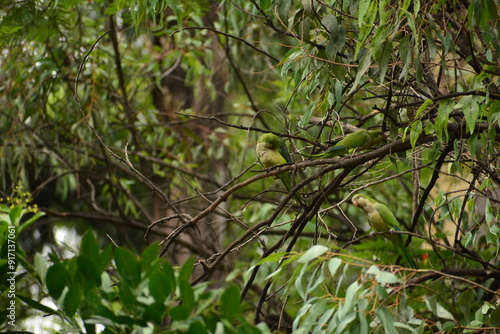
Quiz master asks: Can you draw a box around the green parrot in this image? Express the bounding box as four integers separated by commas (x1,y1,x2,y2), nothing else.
352,195,419,269
256,133,303,205
302,129,386,159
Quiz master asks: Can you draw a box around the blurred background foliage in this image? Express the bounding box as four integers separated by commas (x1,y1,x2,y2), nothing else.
0,0,499,332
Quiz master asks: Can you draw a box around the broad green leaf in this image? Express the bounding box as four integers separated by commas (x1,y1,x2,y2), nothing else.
348,50,371,95
398,34,412,80
299,102,315,129
141,243,160,269
462,96,480,134
378,41,393,83
298,245,329,263
34,253,48,284
77,255,101,287
343,281,360,315
490,308,500,327
366,266,401,284
170,305,190,321
149,271,172,302
425,295,454,320
189,321,208,334
64,283,82,317
237,323,262,334
179,279,195,311
46,263,68,299
178,257,195,282
143,302,167,324
328,257,342,276
256,252,289,265
277,0,291,22
97,244,113,273
377,308,397,334
114,247,140,287
163,262,176,293
415,99,433,118
220,285,241,320
81,230,99,260
410,120,422,148
8,206,23,226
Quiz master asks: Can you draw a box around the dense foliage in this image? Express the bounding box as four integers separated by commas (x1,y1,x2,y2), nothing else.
0,0,499,332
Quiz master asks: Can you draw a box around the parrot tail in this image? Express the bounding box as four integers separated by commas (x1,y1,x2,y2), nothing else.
301,146,347,158
392,237,419,269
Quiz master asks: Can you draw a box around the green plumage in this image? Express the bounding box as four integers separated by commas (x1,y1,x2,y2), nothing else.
352,195,419,269
256,133,303,205
302,129,386,159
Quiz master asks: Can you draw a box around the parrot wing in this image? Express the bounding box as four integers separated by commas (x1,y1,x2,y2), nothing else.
374,202,419,269
277,138,293,164
341,129,371,149
374,202,401,230
302,130,385,159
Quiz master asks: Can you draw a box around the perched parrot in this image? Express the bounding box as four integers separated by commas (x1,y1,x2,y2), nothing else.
302,129,386,159
256,133,303,205
352,194,419,269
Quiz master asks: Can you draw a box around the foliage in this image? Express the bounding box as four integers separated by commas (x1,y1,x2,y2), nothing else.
0,204,269,333
0,0,499,332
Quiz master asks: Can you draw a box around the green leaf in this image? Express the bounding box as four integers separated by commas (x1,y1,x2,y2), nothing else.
17,211,45,234
366,266,401,285
220,285,241,321
77,255,102,287
64,283,82,317
163,262,177,294
81,230,99,260
376,308,396,334
256,252,289,265
149,271,172,302
46,263,68,299
348,50,371,95
415,99,433,118
398,34,412,80
435,99,453,141
490,308,500,327
143,302,167,324
425,295,454,320
277,0,291,22
378,41,393,83
97,244,113,273
34,253,48,284
114,247,140,287
298,245,329,263
343,281,361,316
8,206,23,226
17,294,57,314
179,279,195,311
141,243,159,263
322,15,338,32
328,257,342,276
410,120,422,149
189,321,209,334
299,103,315,129
462,96,481,134
170,304,190,321
178,257,195,282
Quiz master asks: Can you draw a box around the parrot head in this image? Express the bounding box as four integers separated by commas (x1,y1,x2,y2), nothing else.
257,133,281,149
352,195,372,210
